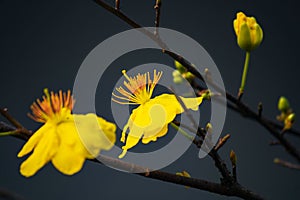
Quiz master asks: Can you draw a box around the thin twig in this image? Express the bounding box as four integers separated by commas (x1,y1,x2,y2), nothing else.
169,89,233,184
209,150,234,185
0,108,32,136
170,86,199,131
0,122,30,140
274,158,300,170
232,165,237,182
214,134,231,151
0,108,23,129
172,120,197,134
115,0,120,10
154,0,161,36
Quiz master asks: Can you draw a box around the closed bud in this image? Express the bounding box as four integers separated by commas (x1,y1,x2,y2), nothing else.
174,60,186,73
173,76,183,84
230,150,237,166
287,113,296,123
284,113,296,130
233,12,263,52
206,123,213,134
172,70,181,77
278,96,290,113
182,72,195,82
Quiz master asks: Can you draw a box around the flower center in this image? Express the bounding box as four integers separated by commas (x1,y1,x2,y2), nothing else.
28,89,74,123
112,69,162,105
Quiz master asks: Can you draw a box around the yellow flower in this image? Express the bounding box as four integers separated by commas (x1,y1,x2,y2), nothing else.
112,70,203,158
18,89,116,177
233,12,263,51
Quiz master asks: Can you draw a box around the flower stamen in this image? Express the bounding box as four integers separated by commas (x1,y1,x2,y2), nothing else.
28,89,74,123
112,69,163,105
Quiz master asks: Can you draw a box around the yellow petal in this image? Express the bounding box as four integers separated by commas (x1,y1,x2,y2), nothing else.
96,115,117,149
129,104,151,127
122,102,168,144
252,24,263,49
19,127,58,177
238,22,252,51
51,143,86,176
119,124,143,158
152,94,203,115
56,121,78,146
142,124,168,144
72,113,116,157
17,123,51,157
53,113,117,174
180,96,203,112
119,94,203,158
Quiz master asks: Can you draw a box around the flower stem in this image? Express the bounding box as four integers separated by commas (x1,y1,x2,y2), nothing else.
238,51,251,100
0,130,18,137
170,122,194,141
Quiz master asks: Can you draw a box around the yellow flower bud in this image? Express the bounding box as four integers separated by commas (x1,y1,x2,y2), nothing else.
206,122,213,134
233,12,263,51
173,76,183,84
172,70,181,77
174,60,186,73
288,113,296,123
284,113,296,130
278,96,290,113
182,72,195,82
230,150,237,166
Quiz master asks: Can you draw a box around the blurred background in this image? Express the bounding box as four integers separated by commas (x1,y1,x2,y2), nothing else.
1,0,299,199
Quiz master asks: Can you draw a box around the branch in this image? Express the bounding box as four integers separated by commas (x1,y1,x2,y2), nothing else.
227,102,300,162
96,155,264,200
169,87,235,186
91,0,300,163
0,119,264,200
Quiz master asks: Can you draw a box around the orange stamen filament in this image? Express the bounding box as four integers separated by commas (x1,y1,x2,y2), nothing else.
28,89,74,123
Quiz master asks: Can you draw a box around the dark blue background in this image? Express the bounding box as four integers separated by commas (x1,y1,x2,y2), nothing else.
1,0,300,199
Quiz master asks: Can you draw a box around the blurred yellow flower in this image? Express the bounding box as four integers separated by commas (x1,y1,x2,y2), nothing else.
112,70,203,158
18,89,116,177
176,170,191,188
233,12,263,51
176,170,191,178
